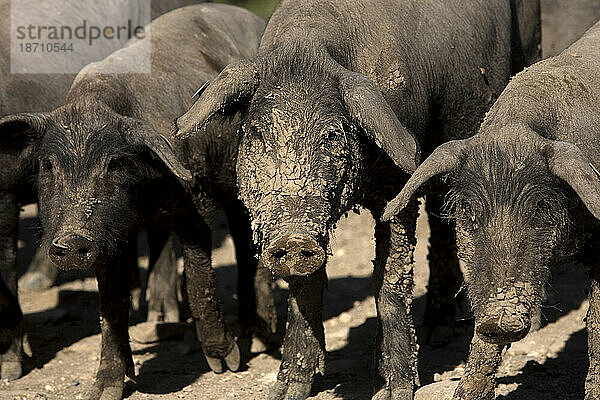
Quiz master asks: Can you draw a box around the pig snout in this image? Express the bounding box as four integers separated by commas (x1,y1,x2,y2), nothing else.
263,233,325,277
476,311,531,345
49,233,98,269
475,283,535,345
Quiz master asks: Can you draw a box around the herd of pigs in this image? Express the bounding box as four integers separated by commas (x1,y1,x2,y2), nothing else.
1,0,599,399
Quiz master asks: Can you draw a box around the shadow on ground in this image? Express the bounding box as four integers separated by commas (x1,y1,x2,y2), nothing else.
23,290,100,375
497,328,588,400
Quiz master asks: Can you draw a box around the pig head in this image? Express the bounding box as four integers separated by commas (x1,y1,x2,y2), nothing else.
174,50,418,277
384,125,600,345
0,99,191,270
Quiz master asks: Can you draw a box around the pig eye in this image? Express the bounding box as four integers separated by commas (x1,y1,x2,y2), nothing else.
326,129,341,140
531,198,556,225
41,158,53,173
459,200,473,216
458,200,478,227
246,124,262,139
107,158,125,175
536,198,552,213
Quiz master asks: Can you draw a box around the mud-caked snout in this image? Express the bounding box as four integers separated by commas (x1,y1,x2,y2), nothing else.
476,311,531,345
263,233,325,277
475,283,535,345
48,233,98,269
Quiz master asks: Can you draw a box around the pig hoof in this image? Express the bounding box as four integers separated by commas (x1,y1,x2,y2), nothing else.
130,321,191,344
203,341,241,373
250,335,268,353
162,307,180,323
224,342,241,371
285,381,311,400
146,310,163,323
372,387,390,400
268,380,288,400
268,380,311,400
85,380,124,400
391,388,414,400
250,327,277,353
372,387,414,400
204,353,224,373
0,360,23,381
18,271,54,291
453,378,495,400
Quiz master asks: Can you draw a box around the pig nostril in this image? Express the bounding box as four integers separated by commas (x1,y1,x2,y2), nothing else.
78,247,91,257
301,250,315,258
272,249,287,260
481,330,499,339
477,321,503,341
263,234,326,277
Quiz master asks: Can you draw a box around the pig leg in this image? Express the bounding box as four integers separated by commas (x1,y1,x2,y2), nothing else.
0,192,24,381
177,217,240,373
424,193,462,347
371,199,419,400
453,335,502,400
585,232,600,400
146,231,179,323
126,237,143,314
269,268,326,400
0,278,23,382
251,263,277,351
225,201,276,353
86,252,135,400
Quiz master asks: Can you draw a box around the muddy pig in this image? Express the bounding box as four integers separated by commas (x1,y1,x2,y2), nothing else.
0,0,210,380
174,0,541,398
384,20,600,400
14,0,211,294
0,4,274,400
17,0,210,292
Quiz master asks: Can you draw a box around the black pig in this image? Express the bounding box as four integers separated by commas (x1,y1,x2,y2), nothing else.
174,0,541,398
384,21,600,400
17,0,210,293
0,0,209,380
0,0,74,381
0,4,272,400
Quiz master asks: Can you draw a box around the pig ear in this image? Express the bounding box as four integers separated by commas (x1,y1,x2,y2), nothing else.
545,140,600,220
382,139,470,221
121,117,193,182
0,113,49,144
338,71,419,174
174,60,259,140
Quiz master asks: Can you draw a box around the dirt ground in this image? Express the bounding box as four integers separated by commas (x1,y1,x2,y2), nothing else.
0,202,591,400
